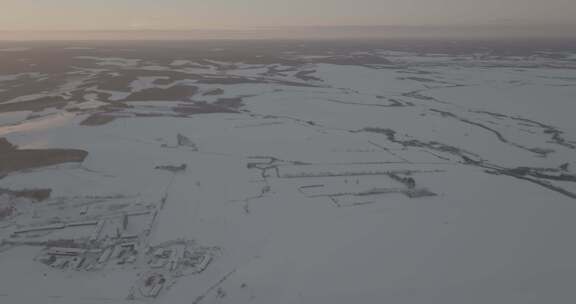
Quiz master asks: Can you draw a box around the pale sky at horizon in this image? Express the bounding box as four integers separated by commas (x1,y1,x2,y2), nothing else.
1,0,575,31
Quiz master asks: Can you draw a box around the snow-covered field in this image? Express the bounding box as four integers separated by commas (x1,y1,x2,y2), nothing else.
1,40,576,303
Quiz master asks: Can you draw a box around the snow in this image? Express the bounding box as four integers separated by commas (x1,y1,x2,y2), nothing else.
1,44,576,304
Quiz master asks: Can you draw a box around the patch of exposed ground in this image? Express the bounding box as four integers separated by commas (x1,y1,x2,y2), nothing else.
197,76,321,88
485,166,576,199
0,205,14,220
0,138,17,151
472,110,576,150
262,65,298,77
325,97,406,108
358,127,576,199
430,109,554,157
173,97,245,115
202,88,224,96
0,77,63,103
173,103,239,115
213,97,244,109
402,90,451,105
315,54,392,66
357,127,482,163
80,113,117,126
89,70,196,91
294,70,322,82
0,138,88,174
0,187,52,201
123,85,198,102
0,96,68,113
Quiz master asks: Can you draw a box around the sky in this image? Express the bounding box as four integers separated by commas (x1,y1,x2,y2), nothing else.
1,0,575,31
0,0,574,40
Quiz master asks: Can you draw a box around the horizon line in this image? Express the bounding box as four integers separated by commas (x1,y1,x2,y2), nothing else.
2,23,576,32
1,24,575,41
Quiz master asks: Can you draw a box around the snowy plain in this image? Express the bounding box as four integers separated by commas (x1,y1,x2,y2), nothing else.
0,40,576,303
